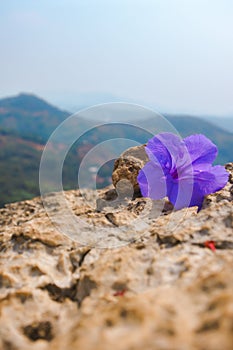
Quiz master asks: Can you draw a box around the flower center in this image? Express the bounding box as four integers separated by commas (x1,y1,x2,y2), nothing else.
171,168,179,180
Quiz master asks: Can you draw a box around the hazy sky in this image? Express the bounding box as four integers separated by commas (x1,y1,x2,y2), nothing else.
1,0,233,115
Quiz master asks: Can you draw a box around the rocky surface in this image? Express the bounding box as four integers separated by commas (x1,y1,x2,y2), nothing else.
112,144,148,196
0,163,232,350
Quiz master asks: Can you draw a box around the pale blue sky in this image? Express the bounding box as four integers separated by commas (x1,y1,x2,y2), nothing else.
1,0,233,115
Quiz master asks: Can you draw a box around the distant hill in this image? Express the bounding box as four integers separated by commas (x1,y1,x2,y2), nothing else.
0,93,232,207
0,93,69,142
201,116,233,133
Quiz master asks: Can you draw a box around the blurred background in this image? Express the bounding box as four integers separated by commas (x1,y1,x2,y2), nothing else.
0,0,233,207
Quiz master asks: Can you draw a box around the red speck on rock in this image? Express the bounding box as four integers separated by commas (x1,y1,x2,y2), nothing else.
113,289,127,297
204,240,216,252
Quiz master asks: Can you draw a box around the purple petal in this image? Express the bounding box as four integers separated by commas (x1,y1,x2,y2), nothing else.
166,176,178,207
178,165,228,210
155,132,193,171
167,177,194,210
183,134,218,166
187,181,205,210
169,165,228,210
137,161,167,200
145,133,181,171
193,165,229,196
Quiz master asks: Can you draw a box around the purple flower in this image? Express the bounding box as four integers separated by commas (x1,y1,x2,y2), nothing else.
137,133,229,210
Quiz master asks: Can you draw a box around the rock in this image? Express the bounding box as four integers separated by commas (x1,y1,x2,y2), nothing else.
112,144,148,196
0,164,232,350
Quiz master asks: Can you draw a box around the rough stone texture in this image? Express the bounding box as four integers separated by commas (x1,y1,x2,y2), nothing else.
0,163,232,350
112,144,148,195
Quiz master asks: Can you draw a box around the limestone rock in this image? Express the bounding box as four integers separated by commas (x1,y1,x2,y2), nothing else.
112,144,148,195
0,164,232,350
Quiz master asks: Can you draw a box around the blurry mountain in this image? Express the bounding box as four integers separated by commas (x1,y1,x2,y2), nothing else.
0,93,232,207
0,93,69,142
200,116,233,133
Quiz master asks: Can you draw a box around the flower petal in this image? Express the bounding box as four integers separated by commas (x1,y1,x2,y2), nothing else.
137,161,167,200
168,165,228,210
166,176,178,207
167,177,194,210
183,134,218,166
186,181,205,210
193,165,229,196
145,133,181,171
152,132,193,172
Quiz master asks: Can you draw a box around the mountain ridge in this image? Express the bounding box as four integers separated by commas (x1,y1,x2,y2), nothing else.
0,93,68,114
